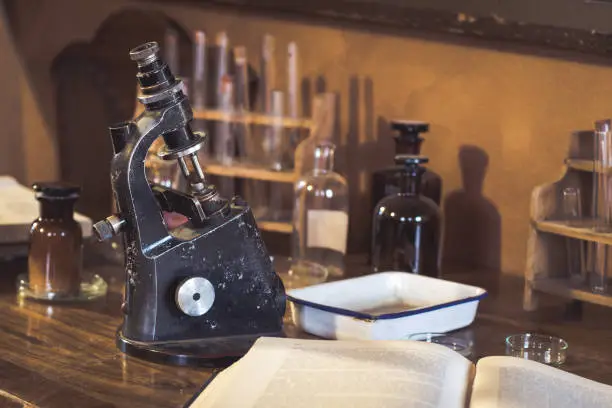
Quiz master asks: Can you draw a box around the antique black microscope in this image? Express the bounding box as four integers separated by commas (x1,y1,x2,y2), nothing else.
93,42,286,366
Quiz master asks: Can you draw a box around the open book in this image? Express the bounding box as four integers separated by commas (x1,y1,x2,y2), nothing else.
189,337,612,408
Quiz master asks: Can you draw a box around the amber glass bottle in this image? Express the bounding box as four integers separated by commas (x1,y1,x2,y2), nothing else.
28,182,82,297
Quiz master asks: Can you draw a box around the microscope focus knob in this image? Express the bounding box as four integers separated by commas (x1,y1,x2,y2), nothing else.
176,277,215,317
93,214,126,241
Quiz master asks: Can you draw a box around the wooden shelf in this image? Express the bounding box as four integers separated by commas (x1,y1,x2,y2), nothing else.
192,109,313,129
532,277,612,308
204,161,297,183
565,158,612,173
534,220,612,245
257,220,292,233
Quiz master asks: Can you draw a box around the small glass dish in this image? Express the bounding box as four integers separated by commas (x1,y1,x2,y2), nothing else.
17,273,108,302
408,332,473,357
505,333,568,366
271,256,328,290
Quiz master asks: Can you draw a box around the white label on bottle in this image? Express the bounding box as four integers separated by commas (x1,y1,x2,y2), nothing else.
306,210,348,254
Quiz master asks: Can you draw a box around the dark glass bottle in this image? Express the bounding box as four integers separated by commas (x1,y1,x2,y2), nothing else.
28,182,83,297
371,121,442,214
371,155,441,277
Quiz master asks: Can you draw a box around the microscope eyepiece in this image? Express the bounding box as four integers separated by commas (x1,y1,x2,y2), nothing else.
129,42,160,66
130,41,178,98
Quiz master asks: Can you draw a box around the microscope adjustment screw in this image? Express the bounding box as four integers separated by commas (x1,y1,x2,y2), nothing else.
93,214,126,241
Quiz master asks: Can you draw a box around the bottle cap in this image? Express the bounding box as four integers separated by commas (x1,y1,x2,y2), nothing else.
32,182,81,199
390,120,429,136
390,120,429,155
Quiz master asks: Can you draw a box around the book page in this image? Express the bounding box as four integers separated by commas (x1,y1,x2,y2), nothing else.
470,356,612,408
192,337,472,408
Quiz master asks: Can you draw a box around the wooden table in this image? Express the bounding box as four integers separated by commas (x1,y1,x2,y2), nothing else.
2,252,612,408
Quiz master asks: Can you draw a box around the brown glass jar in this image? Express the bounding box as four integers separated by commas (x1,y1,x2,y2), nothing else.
28,182,82,297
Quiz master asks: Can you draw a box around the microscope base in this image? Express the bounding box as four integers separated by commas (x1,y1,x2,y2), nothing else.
116,328,285,367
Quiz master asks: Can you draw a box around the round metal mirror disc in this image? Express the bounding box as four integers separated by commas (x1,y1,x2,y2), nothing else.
176,277,215,317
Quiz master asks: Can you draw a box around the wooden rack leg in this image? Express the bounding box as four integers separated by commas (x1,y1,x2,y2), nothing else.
523,280,538,311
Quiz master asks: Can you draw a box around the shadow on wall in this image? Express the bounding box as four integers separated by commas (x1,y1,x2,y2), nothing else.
342,76,383,254
50,8,192,221
443,145,501,272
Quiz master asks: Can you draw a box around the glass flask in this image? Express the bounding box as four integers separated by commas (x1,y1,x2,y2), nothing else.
291,142,349,279
371,121,442,211
371,155,442,277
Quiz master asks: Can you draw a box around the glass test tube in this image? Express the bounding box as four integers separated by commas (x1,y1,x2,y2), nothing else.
192,30,207,110
192,30,209,162
269,91,285,170
287,42,300,154
591,119,612,293
562,187,586,285
215,32,228,108
260,34,275,114
164,28,180,76
234,46,250,159
215,75,235,165
215,75,236,198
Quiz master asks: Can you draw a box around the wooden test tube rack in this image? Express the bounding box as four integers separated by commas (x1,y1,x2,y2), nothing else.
524,130,612,310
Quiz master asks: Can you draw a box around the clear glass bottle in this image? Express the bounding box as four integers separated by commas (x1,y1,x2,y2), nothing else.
292,142,349,278
371,155,442,277
371,121,442,211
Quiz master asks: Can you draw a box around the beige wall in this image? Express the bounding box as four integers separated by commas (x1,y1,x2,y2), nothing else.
0,5,55,183
7,0,612,275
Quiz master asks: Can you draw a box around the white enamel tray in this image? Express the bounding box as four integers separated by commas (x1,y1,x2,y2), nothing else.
287,272,487,340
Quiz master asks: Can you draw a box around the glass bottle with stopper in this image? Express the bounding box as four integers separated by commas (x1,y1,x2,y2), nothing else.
371,121,442,212
371,155,442,277
19,182,107,301
280,142,348,288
